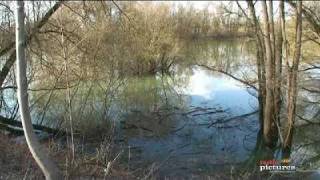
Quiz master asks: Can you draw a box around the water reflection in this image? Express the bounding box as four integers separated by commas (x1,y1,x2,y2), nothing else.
114,40,260,176
2,39,319,177
178,67,257,114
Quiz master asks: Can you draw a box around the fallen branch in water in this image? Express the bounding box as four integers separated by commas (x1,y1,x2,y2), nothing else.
301,87,320,94
191,109,225,116
181,107,226,117
296,113,320,126
0,115,66,136
207,110,259,128
196,64,258,91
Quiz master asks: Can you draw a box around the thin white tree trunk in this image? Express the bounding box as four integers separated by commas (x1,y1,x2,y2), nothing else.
15,1,63,179
61,25,75,162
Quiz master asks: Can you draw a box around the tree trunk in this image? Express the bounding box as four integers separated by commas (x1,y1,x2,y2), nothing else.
0,1,62,88
283,0,303,152
15,1,63,179
267,0,275,62
247,0,266,130
273,0,284,144
261,0,277,147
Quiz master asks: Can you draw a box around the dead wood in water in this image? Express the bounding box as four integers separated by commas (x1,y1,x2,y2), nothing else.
191,109,225,117
182,107,226,116
207,110,259,128
196,64,258,91
0,115,66,136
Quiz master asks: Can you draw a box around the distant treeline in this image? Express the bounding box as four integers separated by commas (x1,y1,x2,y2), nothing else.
0,1,248,82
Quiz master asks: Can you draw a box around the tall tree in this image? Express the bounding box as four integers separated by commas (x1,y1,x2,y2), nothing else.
15,1,63,179
283,0,303,154
274,0,285,144
261,0,277,147
246,0,285,147
246,0,266,131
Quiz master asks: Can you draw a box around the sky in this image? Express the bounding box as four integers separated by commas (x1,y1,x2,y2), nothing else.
165,1,293,17
171,1,221,10
165,1,228,12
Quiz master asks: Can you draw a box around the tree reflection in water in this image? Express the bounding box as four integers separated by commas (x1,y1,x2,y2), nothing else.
5,40,318,178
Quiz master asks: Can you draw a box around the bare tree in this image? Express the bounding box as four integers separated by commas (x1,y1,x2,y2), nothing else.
261,0,277,147
0,1,62,88
247,0,303,150
15,1,62,179
245,0,264,126
283,0,303,154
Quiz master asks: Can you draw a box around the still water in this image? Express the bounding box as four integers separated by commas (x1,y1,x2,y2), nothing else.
3,39,320,177
110,39,260,176
116,66,259,176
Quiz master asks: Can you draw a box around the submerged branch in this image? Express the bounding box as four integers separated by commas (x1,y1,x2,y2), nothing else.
207,110,259,128
301,87,320,94
0,115,66,136
196,64,258,91
296,114,320,126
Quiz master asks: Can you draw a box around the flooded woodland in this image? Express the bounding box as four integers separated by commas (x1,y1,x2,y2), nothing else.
0,1,319,180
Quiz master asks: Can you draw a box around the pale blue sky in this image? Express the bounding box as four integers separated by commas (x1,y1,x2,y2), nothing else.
158,1,291,17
